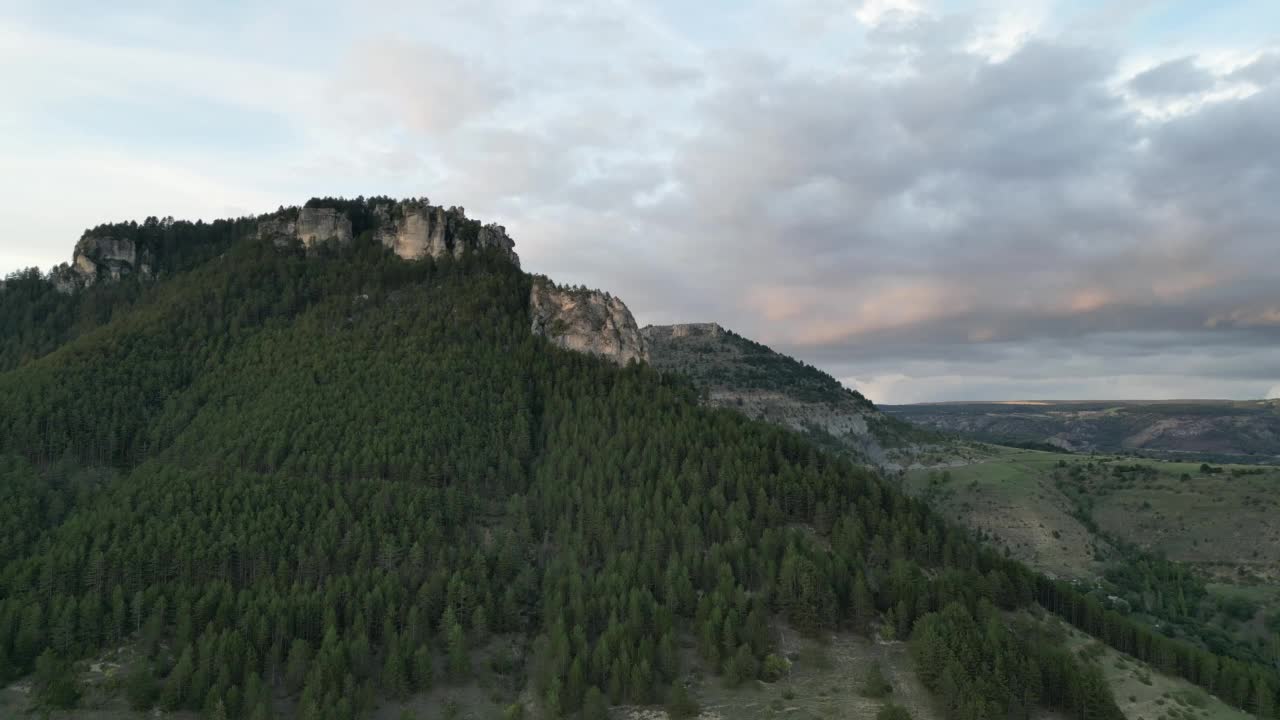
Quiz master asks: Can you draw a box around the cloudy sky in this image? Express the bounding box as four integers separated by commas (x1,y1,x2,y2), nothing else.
2,0,1278,403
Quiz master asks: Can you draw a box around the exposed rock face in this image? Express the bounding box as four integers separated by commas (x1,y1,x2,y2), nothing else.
255,207,353,249
530,280,649,366
296,207,352,247
256,216,297,247
48,197,522,295
373,201,518,265
50,235,153,293
255,200,519,265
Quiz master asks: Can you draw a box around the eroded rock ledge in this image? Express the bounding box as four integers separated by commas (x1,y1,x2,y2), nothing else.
50,235,154,293
530,279,649,366
255,199,518,266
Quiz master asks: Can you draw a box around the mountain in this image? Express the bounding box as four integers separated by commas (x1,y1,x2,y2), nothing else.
0,197,1272,720
642,323,932,465
885,400,1280,463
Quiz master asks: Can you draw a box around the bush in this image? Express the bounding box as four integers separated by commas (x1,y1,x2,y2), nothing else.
1218,594,1258,622
877,703,912,720
761,654,789,682
860,661,892,699
34,649,80,709
125,664,160,710
668,683,700,719
583,686,609,720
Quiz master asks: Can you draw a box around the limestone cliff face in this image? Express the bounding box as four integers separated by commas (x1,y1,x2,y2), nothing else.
296,207,353,247
51,234,153,293
530,280,649,366
256,208,353,249
256,200,518,265
372,201,517,265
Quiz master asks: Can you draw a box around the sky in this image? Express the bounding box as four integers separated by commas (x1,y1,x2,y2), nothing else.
2,0,1278,404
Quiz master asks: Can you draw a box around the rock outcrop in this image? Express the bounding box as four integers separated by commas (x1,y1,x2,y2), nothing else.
530,280,649,366
255,200,519,265
50,235,153,293
256,208,352,249
372,201,517,265
297,207,353,247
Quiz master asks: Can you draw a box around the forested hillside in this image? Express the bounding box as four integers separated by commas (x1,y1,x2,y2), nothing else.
0,203,1274,719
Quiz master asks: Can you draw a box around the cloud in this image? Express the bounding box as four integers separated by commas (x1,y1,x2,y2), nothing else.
1268,384,1280,400
4,1,1280,403
1229,52,1280,86
341,39,514,134
854,0,925,27
1206,307,1280,329
1128,56,1215,97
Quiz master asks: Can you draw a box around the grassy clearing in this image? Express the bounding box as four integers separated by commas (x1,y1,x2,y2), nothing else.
687,628,941,720
903,447,1107,579
1054,618,1252,720
1084,464,1280,580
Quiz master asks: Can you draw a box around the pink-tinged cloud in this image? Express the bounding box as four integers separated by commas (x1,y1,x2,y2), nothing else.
1065,288,1113,313
746,280,971,346
1206,307,1280,328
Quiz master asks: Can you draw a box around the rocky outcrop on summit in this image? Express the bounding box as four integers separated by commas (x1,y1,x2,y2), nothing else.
297,207,353,247
255,200,518,265
643,323,926,465
256,207,353,249
372,201,517,265
50,235,153,293
530,280,648,366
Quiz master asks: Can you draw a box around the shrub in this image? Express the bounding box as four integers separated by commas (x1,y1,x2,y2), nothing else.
125,664,160,710
861,662,893,698
877,703,913,720
668,683,700,719
761,654,789,682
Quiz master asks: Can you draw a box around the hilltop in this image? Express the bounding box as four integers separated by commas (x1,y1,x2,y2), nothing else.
643,322,933,465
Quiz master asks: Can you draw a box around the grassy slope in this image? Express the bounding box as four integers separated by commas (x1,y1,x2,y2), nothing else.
904,447,1280,581
903,447,1111,579
1057,621,1251,720
1082,461,1280,582
905,445,1280,712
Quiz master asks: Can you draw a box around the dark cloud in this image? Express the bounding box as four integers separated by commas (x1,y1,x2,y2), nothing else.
577,33,1277,401
1228,52,1280,86
1128,56,1215,97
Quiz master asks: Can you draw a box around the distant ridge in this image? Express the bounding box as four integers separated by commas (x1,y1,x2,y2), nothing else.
886,399,1280,462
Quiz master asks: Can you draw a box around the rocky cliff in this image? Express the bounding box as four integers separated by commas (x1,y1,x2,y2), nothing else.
372,200,517,265
255,199,518,265
50,234,154,293
529,280,648,366
255,206,353,249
